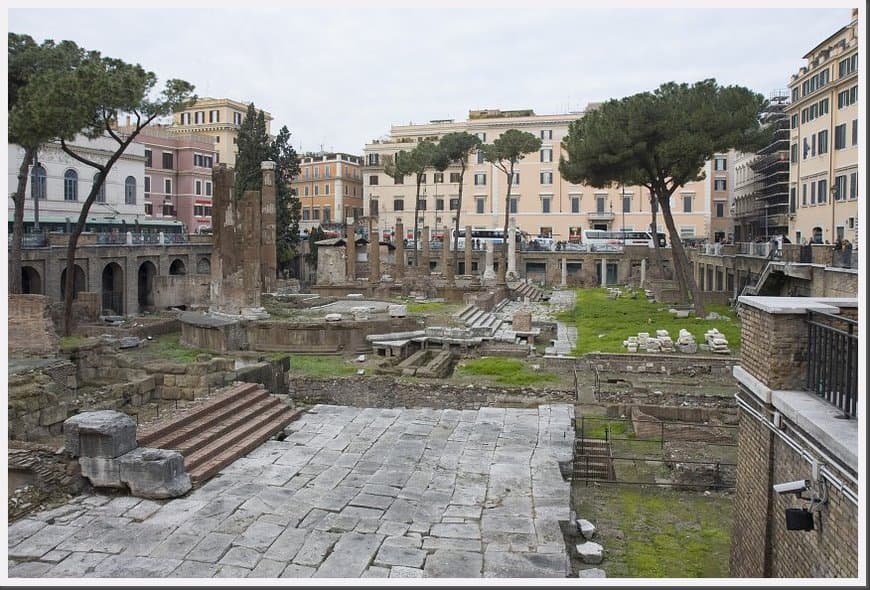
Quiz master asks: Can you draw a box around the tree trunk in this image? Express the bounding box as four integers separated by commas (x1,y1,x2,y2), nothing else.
647,191,665,279
498,162,514,285
658,194,706,316
10,147,36,295
452,160,466,278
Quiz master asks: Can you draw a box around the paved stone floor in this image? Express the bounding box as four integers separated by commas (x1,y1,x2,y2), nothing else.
8,404,574,579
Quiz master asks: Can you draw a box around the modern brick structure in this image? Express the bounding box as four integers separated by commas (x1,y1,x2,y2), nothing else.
730,296,858,578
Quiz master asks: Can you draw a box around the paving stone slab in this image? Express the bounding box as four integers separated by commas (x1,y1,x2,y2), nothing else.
149,529,203,559
424,549,483,578
374,544,427,569
482,549,566,578
92,554,182,578
186,532,236,563
167,560,220,578
47,551,111,577
314,532,383,578
292,530,341,567
248,557,286,577
219,545,261,569
362,566,391,578
315,512,360,533
377,520,410,536
421,537,482,552
350,492,395,510
8,561,53,577
430,523,481,540
263,527,309,562
233,520,285,552
40,549,72,563
390,566,424,578
123,499,163,521
280,564,317,577
8,518,47,547
214,564,251,577
9,524,80,558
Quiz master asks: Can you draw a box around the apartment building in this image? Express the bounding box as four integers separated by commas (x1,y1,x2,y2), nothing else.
291,152,365,233
705,150,736,243
732,92,791,242
786,8,859,245
362,108,711,244
130,125,219,235
170,97,273,168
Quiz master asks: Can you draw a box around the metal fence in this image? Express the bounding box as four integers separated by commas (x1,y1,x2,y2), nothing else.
806,310,858,418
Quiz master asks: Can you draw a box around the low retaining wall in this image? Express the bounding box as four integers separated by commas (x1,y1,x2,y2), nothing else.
289,376,574,409
582,352,737,378
8,360,79,441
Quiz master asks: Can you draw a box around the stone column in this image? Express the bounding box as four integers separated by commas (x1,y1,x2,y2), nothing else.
483,241,496,283
640,258,646,288
260,161,277,294
464,225,472,276
443,231,454,282
345,223,356,282
600,258,607,287
394,221,404,280
561,257,567,287
508,218,517,278
368,217,379,284
421,226,430,271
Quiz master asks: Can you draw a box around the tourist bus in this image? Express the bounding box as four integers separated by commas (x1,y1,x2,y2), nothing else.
453,227,529,249
581,229,667,247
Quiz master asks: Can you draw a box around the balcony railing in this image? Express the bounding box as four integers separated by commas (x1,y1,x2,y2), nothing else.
806,310,858,418
587,211,615,221
7,233,47,248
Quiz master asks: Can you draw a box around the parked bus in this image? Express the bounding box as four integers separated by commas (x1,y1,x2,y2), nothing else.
453,227,529,249
581,229,666,247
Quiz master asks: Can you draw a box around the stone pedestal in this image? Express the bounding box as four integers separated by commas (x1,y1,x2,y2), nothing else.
118,447,192,499
482,242,496,284
507,219,517,279
64,410,137,459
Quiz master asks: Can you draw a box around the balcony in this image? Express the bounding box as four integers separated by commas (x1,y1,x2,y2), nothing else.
586,211,615,222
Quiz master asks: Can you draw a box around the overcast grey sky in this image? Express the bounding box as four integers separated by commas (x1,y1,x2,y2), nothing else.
7,2,859,155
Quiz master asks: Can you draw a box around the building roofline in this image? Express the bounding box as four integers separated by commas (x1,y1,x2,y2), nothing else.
801,24,850,59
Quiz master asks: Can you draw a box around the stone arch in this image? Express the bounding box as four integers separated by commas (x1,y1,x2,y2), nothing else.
196,257,211,275
138,260,157,312
101,262,124,315
169,258,187,275
60,265,86,300
21,266,42,294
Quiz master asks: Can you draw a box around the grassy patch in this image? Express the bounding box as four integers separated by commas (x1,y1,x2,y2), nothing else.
557,288,741,355
58,335,97,351
580,418,629,439
455,357,557,386
289,355,357,377
575,485,732,578
147,335,212,363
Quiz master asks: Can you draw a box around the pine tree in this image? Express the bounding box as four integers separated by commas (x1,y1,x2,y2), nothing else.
233,103,269,200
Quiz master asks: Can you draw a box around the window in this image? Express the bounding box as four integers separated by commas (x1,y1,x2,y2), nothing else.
162,152,174,169
541,197,551,214
393,199,404,211
233,111,242,125
509,198,518,214
302,209,310,221
852,119,858,146
144,149,152,167
476,132,486,141
790,143,798,163
366,153,380,166
811,133,816,157
370,199,379,217
195,111,204,124
144,177,151,194
849,172,858,200
790,187,796,213
394,175,404,185
324,184,329,195
835,124,847,149
145,203,153,215
474,173,486,185
540,149,553,163
679,227,695,238
325,166,332,178
477,150,485,164
623,196,631,213
164,179,172,195
802,183,807,206
434,172,444,183
714,179,726,191
449,172,461,183
820,98,829,115
369,174,379,185
209,109,219,123
163,203,174,216
206,182,212,196
436,198,444,210
417,198,426,210
795,230,802,244
313,168,319,179
716,203,725,218
540,129,553,140
193,154,214,168
314,185,319,196
839,53,858,77
30,165,46,200
837,86,858,109
312,208,320,220
64,169,78,201
124,176,136,205
812,227,823,244
683,195,692,213
571,196,580,214
476,198,485,214
714,157,727,171
323,207,331,224
791,87,799,101
596,196,606,213
449,198,459,210
791,113,799,129
510,172,520,184
540,171,553,184
818,129,828,154
817,179,827,204
303,186,309,196
810,181,816,204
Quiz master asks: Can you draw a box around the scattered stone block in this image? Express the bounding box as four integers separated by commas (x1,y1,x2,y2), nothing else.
576,541,604,564
578,567,607,578
118,447,192,499
388,305,407,318
119,337,142,349
576,518,596,540
64,410,137,459
325,313,342,322
79,456,124,488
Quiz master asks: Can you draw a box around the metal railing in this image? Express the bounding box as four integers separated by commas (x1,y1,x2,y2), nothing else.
806,310,858,418
7,233,47,248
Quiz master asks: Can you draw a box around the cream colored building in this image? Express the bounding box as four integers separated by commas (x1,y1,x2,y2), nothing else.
291,152,365,233
786,9,859,245
170,97,273,168
362,108,712,245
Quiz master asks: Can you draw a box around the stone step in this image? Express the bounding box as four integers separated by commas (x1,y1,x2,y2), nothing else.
186,407,301,485
137,382,262,446
183,402,298,475
156,395,281,457
456,304,475,320
465,308,484,326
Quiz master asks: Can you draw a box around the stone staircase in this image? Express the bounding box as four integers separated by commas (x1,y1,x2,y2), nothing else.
455,304,503,337
572,438,616,482
137,382,300,486
511,280,547,302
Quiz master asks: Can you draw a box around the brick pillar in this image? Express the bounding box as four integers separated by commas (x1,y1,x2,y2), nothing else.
464,225,472,275
421,226,430,270
443,230,453,282
368,217,379,284
345,223,356,282
394,221,404,280
260,161,277,293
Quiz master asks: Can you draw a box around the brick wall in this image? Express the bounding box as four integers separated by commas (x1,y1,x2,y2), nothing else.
738,306,808,391
8,295,59,357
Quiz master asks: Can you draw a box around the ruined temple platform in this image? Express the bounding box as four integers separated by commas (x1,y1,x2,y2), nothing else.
8,404,574,579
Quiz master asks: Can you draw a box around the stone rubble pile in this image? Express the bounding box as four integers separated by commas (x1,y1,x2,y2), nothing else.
676,329,698,354
572,515,607,576
704,328,731,354
624,328,700,354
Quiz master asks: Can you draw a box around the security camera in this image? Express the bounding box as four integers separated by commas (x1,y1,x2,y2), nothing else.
773,480,809,494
